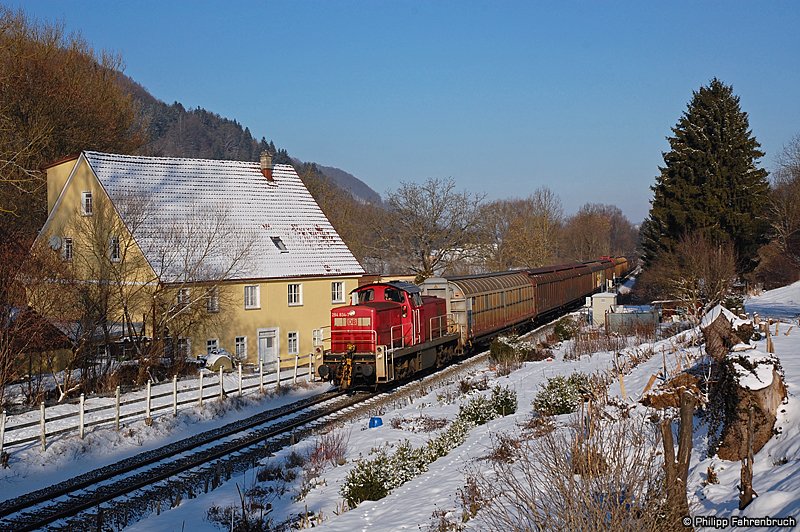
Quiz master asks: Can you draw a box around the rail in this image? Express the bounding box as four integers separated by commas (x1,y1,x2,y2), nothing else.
0,352,314,455
428,313,460,341
390,322,413,349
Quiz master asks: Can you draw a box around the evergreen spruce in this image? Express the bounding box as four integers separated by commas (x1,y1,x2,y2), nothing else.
642,79,770,273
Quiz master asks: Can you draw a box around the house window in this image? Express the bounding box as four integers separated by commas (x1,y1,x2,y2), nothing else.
287,331,299,355
81,191,93,216
235,336,247,360
177,287,191,307
271,236,288,252
244,285,260,309
206,286,219,313
177,337,191,357
288,283,302,306
62,237,73,261
331,281,345,303
206,338,218,354
110,236,121,262
312,328,324,347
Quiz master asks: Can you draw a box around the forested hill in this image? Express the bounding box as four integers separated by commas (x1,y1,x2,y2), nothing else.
119,75,381,204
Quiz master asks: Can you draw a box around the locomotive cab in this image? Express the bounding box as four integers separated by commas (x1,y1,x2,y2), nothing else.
317,281,458,389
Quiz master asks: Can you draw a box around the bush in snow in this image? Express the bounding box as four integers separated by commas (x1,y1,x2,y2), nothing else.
491,385,517,417
458,385,517,425
554,316,579,341
532,373,589,416
340,449,392,506
491,336,552,376
458,394,497,426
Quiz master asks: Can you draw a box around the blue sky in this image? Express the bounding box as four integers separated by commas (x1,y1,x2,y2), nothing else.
10,1,800,223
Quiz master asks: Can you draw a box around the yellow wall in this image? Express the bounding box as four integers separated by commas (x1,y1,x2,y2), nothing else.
46,157,79,215
194,276,359,365
42,157,156,288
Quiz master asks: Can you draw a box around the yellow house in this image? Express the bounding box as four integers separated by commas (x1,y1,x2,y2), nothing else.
36,151,364,368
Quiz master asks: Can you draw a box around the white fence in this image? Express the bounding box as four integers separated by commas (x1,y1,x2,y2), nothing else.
0,353,314,455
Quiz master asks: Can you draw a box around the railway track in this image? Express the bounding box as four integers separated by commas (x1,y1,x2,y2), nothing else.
0,319,562,531
0,389,373,531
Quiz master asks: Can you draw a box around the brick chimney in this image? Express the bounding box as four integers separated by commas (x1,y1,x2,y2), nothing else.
260,151,274,181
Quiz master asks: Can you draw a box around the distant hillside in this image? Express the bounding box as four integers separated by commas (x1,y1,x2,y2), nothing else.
118,75,381,204
306,163,382,205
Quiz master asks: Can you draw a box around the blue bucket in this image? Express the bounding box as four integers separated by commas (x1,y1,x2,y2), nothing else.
368,416,383,428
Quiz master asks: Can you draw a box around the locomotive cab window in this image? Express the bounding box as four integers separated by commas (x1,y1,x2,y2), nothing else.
384,288,404,303
411,293,423,307
358,289,374,303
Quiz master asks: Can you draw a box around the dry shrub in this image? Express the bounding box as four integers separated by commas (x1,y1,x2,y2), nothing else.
521,414,556,438
566,330,629,360
484,433,521,464
468,413,678,531
307,429,349,470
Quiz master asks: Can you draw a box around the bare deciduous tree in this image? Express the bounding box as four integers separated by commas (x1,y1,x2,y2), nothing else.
479,188,564,270
375,178,485,279
768,136,800,269
562,203,638,261
638,232,737,319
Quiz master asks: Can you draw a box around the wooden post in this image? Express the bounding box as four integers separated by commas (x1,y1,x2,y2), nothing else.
676,390,696,516
238,363,243,396
0,410,6,457
259,362,264,394
172,375,178,417
199,372,204,406
276,356,281,392
739,405,756,509
219,365,224,400
641,374,658,397
293,355,299,384
40,402,46,452
79,393,85,439
146,380,152,424
115,386,120,431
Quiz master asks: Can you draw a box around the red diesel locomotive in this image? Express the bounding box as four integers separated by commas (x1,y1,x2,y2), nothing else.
315,258,630,389
315,281,460,389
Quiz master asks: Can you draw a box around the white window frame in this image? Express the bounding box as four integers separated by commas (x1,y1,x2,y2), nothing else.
110,235,121,262
244,285,260,309
331,281,345,304
177,287,191,307
312,328,324,347
288,283,303,306
206,338,219,354
206,286,219,313
287,331,299,355
81,191,93,216
62,237,73,261
235,336,247,360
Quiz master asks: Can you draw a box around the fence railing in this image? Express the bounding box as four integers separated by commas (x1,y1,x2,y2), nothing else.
0,353,315,456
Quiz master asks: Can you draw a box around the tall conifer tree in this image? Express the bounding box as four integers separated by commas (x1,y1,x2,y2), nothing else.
642,79,770,273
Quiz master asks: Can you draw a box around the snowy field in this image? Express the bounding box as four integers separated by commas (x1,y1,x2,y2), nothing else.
2,281,800,530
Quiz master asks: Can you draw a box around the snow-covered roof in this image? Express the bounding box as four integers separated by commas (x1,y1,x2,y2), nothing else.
82,151,364,282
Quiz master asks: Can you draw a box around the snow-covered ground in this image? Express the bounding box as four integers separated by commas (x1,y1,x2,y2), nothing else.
3,281,800,530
